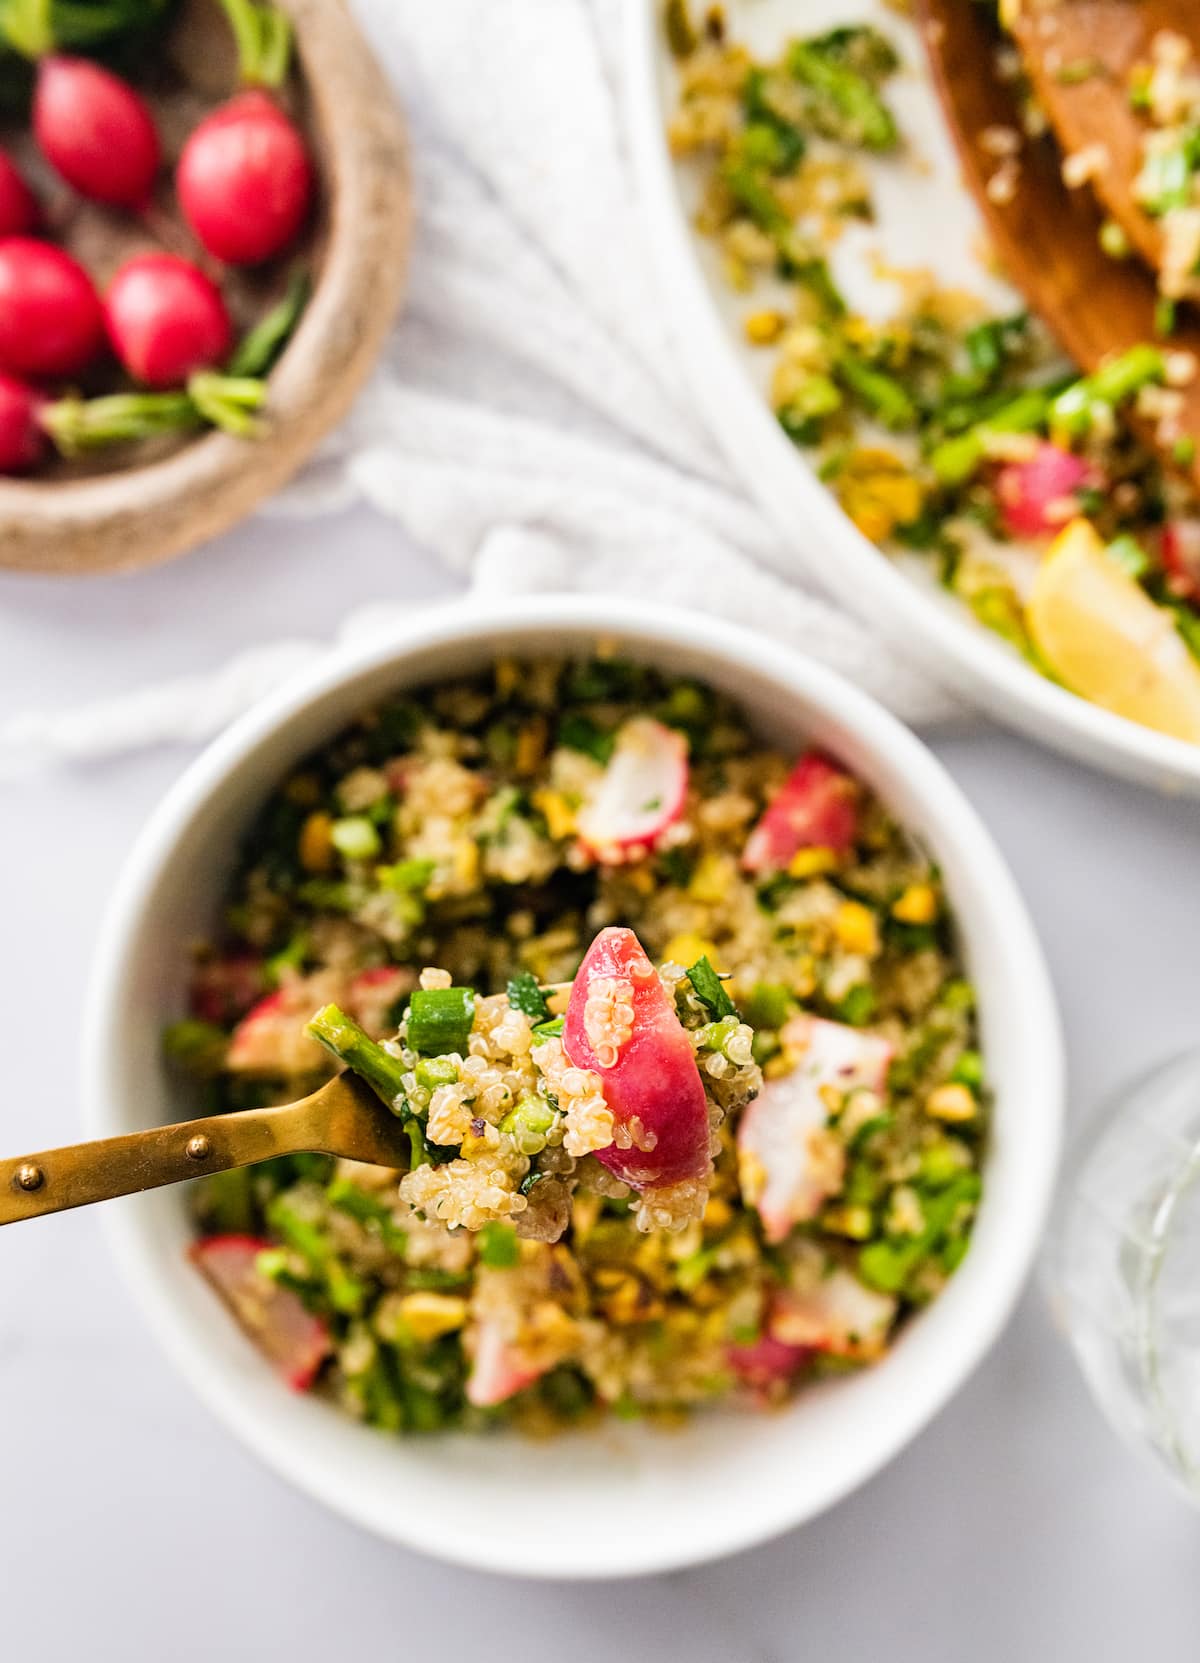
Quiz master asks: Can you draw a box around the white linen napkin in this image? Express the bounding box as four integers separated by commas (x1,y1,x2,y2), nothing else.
0,0,960,780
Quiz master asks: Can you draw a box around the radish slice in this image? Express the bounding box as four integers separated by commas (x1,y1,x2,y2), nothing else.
770,1265,897,1361
189,954,264,1025
347,966,415,1038
465,1316,546,1408
562,925,710,1194
575,717,688,861
727,1330,813,1388
227,980,333,1075
742,752,858,874
190,1235,331,1389
738,1016,893,1243
994,442,1097,540
1162,520,1200,606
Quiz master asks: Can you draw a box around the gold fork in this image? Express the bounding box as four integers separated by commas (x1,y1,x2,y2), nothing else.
0,1073,408,1227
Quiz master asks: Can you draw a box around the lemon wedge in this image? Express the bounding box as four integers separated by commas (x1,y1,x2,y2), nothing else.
1028,519,1200,742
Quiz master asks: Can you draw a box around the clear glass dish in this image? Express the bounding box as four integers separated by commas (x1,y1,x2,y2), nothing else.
1048,1048,1200,1502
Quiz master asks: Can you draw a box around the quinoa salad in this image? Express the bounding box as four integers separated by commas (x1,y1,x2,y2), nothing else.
168,654,988,1435
666,2,1200,743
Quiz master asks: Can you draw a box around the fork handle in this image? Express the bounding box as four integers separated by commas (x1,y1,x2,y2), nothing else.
0,1100,313,1226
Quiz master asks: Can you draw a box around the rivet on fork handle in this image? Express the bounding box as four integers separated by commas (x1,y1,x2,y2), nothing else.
14,1161,44,1193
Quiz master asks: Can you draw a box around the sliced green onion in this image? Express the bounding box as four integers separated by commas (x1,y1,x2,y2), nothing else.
376,857,435,892
331,816,381,860
499,1093,557,1154
326,1177,408,1253
415,1056,459,1092
835,353,918,430
786,38,898,150
835,984,877,1026
407,986,476,1056
477,1221,520,1268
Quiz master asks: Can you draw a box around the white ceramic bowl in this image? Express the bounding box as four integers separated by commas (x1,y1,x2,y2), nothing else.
84,597,1063,1578
624,0,1200,797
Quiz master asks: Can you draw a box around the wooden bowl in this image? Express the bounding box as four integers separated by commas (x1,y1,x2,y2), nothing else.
0,0,411,576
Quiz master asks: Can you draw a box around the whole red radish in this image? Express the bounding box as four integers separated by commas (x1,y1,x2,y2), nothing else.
33,56,160,209
105,254,233,388
0,373,48,473
0,151,39,237
177,91,313,265
0,238,104,378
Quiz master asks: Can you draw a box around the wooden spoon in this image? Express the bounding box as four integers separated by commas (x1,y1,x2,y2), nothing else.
1010,0,1194,281
0,1072,408,1226
919,0,1200,490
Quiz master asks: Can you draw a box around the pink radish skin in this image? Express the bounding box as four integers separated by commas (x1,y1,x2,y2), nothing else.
771,1266,897,1361
1162,521,1200,607
347,966,416,1037
994,442,1097,540
0,151,39,237
742,752,859,874
0,238,103,378
563,925,710,1191
226,982,334,1076
727,1330,814,1389
0,373,47,473
226,967,412,1072
737,1016,893,1243
104,254,233,388
465,1318,545,1408
177,92,314,265
190,954,265,1025
191,1235,332,1389
34,56,160,209
575,717,689,863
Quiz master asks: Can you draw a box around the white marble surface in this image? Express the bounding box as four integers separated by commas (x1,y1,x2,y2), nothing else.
3,508,1199,1661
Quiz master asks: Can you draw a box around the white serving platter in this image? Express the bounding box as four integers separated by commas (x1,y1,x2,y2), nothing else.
624,0,1200,795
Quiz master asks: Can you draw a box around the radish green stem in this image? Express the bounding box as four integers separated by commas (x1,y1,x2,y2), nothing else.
188,372,267,437
227,270,310,378
218,0,293,88
40,374,270,456
258,6,292,88
42,391,200,454
1,0,54,58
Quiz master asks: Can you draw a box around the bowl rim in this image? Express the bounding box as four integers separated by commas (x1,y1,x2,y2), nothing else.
622,0,1200,797
0,0,411,577
82,594,1064,1577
